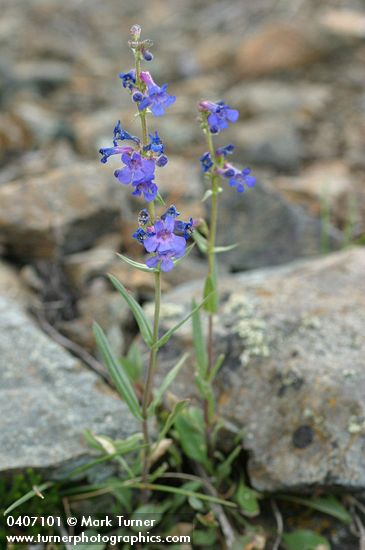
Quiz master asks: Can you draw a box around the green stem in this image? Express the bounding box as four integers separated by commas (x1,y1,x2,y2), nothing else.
134,48,155,221
141,270,161,490
134,44,159,491
204,126,220,455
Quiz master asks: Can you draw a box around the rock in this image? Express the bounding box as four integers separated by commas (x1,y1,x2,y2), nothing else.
231,116,303,170
273,161,356,223
226,81,332,118
151,247,365,490
0,295,139,475
236,22,328,77
320,9,365,39
13,60,73,89
59,279,129,355
64,237,210,299
0,261,29,303
0,163,128,259
213,180,342,271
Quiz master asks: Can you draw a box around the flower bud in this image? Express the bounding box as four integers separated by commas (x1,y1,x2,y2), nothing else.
130,24,141,40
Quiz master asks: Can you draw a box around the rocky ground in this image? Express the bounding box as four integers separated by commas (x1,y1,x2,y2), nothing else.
0,0,365,545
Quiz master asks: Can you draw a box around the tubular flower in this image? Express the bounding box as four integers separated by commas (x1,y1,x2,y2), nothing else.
222,165,256,193
199,100,239,133
138,71,176,117
133,207,193,272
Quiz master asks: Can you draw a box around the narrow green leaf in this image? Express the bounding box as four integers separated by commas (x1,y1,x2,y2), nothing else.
216,445,241,484
174,407,211,471
93,323,143,420
128,482,236,508
235,479,260,517
4,482,53,515
214,242,239,253
148,354,189,415
108,274,153,347
155,191,166,206
192,299,208,378
158,400,189,441
116,253,158,273
203,274,218,313
282,529,330,550
208,353,225,382
154,295,213,349
201,189,213,203
278,495,352,524
193,231,208,253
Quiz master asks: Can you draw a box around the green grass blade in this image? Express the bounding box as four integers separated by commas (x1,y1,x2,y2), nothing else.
154,295,212,349
93,323,143,420
192,299,208,378
4,482,53,515
108,274,153,347
116,253,158,273
148,354,189,415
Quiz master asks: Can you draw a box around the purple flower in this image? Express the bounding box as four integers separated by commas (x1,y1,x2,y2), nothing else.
144,215,186,255
146,250,178,272
99,145,134,164
199,100,239,134
114,151,155,185
200,152,213,173
223,166,256,193
138,71,176,117
132,177,158,202
156,154,168,167
133,208,193,271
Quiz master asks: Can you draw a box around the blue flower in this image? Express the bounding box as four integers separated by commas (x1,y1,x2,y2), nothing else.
216,144,235,158
119,70,136,91
161,205,180,219
224,166,256,193
143,215,186,271
200,152,213,173
138,71,176,117
148,131,164,154
199,100,239,133
113,120,140,145
156,154,168,167
132,177,158,202
99,145,134,164
114,151,155,185
174,217,194,239
133,227,148,244
134,209,193,272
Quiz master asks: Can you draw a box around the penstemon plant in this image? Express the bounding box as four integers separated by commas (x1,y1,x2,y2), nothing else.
6,24,350,550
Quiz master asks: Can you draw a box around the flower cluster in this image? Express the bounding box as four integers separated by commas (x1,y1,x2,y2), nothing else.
119,69,176,117
99,122,168,202
133,206,194,272
199,101,256,193
99,26,192,272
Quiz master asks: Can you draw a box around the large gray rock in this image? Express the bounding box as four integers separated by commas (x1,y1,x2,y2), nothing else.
214,180,342,271
0,163,128,260
0,296,139,476
151,248,365,491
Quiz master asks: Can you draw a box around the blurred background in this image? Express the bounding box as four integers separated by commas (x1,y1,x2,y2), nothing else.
1,1,365,546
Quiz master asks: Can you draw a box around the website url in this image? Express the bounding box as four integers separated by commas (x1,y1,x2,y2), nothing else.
7,531,191,546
